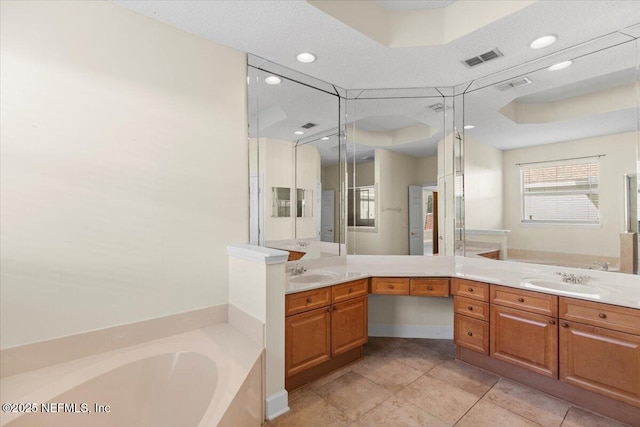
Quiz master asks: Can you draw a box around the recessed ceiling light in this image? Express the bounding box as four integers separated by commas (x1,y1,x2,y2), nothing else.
530,35,557,49
296,52,316,63
321,136,330,140
265,76,281,85
464,125,475,130
548,60,573,71
294,131,305,135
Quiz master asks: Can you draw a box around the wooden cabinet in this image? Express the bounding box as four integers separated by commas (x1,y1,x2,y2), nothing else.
410,278,450,297
452,278,489,301
454,295,489,321
332,296,368,355
285,280,368,381
370,277,410,295
455,313,489,354
490,304,558,378
559,298,640,408
285,307,331,377
453,279,490,354
490,285,558,378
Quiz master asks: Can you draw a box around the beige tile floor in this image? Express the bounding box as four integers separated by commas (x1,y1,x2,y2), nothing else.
264,337,630,427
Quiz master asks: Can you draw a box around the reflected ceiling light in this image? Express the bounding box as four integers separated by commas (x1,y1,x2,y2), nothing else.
321,136,330,140
293,131,305,135
464,125,475,130
296,52,316,63
265,76,282,85
548,60,573,71
530,35,557,49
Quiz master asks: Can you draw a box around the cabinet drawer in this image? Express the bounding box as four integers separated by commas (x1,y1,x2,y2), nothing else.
285,287,332,316
454,296,489,321
332,279,369,303
370,277,410,295
410,278,450,297
560,297,640,335
454,314,489,355
491,285,558,317
452,279,489,302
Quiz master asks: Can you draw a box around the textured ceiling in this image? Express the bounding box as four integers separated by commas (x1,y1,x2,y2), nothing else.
113,0,640,161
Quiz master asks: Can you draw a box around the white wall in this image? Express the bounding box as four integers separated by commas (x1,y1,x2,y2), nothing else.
261,139,295,242
261,139,321,241
0,1,247,348
464,136,504,230
295,144,321,239
503,132,636,257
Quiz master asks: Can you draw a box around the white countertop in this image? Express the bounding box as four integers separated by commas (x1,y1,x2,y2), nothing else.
285,255,640,310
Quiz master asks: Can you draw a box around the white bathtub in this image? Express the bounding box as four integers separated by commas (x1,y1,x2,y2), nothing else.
0,324,263,427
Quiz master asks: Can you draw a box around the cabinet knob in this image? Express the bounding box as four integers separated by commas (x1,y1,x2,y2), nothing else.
333,306,338,311
348,288,353,293
467,306,473,311
561,323,569,328
598,313,607,319
517,297,525,303
549,319,556,325
467,287,474,292
306,298,312,303
467,331,473,336
389,284,394,289
427,286,433,290
327,308,331,313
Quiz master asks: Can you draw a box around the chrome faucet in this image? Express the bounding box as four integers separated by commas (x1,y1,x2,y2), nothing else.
555,272,590,284
592,261,609,271
288,265,307,276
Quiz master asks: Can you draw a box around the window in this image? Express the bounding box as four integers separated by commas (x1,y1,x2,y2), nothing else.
521,160,599,224
348,186,376,227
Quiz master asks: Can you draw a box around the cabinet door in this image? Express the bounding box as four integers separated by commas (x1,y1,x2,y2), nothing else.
285,307,331,377
560,321,640,408
332,296,368,356
491,305,558,378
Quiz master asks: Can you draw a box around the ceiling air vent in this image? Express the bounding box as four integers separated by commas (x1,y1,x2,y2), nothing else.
462,48,503,68
301,122,318,129
428,102,447,112
494,77,533,91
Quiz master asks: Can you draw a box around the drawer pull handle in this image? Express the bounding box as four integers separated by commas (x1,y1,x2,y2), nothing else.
348,288,353,293
467,287,474,292
427,286,434,290
549,320,556,325
467,331,473,336
598,313,607,319
517,297,524,303
306,298,312,303
389,284,394,289
467,306,473,311
561,323,569,328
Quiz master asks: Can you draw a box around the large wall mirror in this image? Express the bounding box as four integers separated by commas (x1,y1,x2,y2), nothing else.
461,31,639,273
344,88,452,255
248,55,346,260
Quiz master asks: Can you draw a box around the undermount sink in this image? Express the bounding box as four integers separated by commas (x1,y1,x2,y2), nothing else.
289,272,339,285
521,277,611,298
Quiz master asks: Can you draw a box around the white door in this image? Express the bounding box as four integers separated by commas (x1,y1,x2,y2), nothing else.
321,190,335,242
409,185,424,255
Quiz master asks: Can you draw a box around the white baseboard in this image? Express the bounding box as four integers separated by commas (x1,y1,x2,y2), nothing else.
368,324,453,339
265,389,289,421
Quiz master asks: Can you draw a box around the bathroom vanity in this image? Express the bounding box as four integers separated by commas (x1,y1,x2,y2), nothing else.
283,256,640,425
